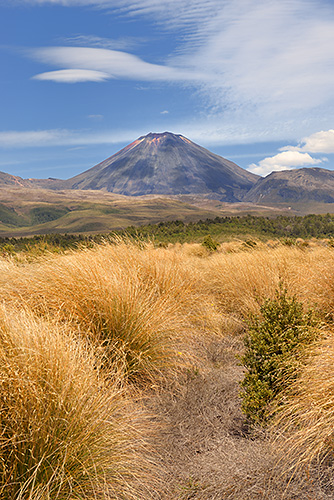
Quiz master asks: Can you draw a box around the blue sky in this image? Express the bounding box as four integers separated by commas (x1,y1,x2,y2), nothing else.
0,0,334,179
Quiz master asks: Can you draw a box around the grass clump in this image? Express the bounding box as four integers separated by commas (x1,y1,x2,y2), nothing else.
275,331,334,474
0,305,144,500
0,240,219,384
240,285,318,424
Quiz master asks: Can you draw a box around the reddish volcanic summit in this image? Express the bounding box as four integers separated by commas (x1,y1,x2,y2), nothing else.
65,132,259,201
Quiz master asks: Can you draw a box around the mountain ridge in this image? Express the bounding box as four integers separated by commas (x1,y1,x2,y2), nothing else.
0,132,333,208
244,167,334,204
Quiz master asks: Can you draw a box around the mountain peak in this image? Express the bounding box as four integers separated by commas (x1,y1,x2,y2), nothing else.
66,132,259,200
143,131,173,138
138,131,189,145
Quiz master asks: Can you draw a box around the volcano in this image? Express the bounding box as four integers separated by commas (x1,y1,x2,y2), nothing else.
65,132,259,201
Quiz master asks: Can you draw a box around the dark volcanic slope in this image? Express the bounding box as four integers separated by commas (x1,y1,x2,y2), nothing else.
244,167,334,204
65,132,259,201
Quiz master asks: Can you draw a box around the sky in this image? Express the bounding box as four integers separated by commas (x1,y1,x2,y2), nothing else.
0,0,334,179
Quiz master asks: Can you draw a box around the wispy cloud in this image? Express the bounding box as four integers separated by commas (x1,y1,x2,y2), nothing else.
20,0,334,141
0,124,291,151
174,1,334,116
60,35,146,51
87,114,104,120
30,46,205,83
248,151,324,177
0,129,141,148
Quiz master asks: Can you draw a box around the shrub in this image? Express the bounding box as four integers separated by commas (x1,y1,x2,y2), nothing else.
202,235,219,252
239,285,318,424
1,243,15,256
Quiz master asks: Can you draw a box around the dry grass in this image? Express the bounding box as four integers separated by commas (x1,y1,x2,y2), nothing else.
1,239,334,498
0,304,150,500
187,243,334,320
274,330,334,474
146,336,332,500
0,240,220,383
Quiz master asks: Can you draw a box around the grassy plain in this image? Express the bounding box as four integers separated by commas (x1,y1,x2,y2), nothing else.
0,187,293,237
1,239,334,498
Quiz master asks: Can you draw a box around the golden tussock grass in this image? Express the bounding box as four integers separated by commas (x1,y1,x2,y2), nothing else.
189,244,334,319
0,240,221,383
0,304,150,500
274,329,334,473
2,239,334,497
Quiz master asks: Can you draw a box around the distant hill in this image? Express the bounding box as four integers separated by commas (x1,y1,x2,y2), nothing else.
0,171,33,188
0,171,67,191
244,167,334,204
64,132,259,202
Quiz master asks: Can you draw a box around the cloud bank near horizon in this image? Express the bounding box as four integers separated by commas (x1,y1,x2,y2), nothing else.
248,130,334,176
0,129,141,149
248,151,324,177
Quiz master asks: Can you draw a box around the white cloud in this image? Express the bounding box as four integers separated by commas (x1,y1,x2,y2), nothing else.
33,69,110,82
30,46,204,83
160,110,169,114
295,130,334,154
248,151,323,177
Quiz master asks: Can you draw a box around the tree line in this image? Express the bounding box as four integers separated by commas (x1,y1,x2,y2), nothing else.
1,213,334,254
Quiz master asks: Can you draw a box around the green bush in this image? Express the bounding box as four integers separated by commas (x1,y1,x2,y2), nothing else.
202,235,219,252
239,286,318,424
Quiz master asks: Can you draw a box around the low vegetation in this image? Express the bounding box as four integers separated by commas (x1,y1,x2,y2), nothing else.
0,241,218,382
240,286,318,424
3,212,334,255
122,213,334,242
0,306,146,500
1,237,334,498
